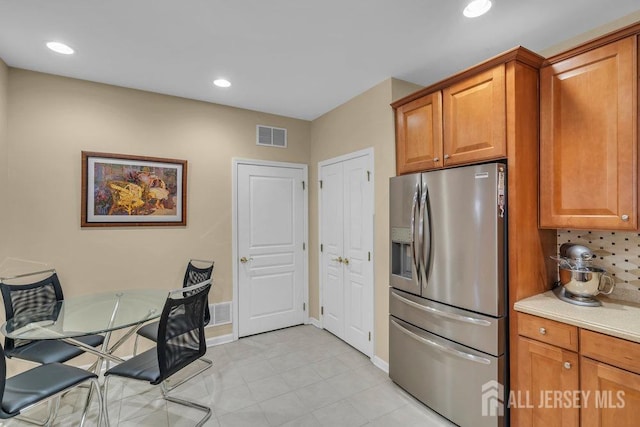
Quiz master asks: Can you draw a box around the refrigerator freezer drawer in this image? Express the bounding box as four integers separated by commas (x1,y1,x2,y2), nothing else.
389,288,505,356
389,317,505,427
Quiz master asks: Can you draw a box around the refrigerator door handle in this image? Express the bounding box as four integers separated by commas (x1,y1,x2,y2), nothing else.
391,291,491,326
420,183,431,290
391,319,491,365
410,183,421,278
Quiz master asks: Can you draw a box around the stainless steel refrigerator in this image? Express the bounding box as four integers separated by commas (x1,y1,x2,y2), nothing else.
389,162,507,427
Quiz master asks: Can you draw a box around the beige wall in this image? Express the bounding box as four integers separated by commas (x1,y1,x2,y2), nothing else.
540,10,640,57
4,69,311,354
2,68,423,370
309,78,421,363
0,59,7,263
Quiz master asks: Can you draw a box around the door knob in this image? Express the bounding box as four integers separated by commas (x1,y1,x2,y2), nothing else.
343,258,349,265
332,257,343,263
240,256,253,263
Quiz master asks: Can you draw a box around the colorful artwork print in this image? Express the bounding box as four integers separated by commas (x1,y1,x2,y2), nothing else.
82,152,187,227
93,164,177,216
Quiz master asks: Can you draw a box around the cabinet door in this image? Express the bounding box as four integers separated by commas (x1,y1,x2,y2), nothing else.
540,37,637,230
442,65,506,166
581,357,640,427
516,337,579,427
395,92,443,174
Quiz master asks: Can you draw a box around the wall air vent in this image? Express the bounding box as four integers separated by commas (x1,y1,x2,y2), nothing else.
257,125,287,148
208,302,232,326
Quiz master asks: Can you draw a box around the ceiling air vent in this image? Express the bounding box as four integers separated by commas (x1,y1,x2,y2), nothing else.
257,125,287,148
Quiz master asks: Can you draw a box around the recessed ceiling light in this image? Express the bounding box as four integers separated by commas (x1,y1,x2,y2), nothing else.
213,79,231,88
46,41,74,55
463,0,492,18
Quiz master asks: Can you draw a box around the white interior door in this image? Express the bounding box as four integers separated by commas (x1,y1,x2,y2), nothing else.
320,149,374,357
237,163,306,337
342,155,373,355
320,162,344,338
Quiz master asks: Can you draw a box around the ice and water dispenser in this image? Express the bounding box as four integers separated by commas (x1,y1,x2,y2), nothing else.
391,227,413,280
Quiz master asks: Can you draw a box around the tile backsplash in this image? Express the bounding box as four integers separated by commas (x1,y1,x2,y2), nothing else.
557,229,640,303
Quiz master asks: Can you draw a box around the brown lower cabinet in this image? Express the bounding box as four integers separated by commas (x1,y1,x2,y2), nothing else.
581,357,640,427
516,337,579,426
515,313,640,426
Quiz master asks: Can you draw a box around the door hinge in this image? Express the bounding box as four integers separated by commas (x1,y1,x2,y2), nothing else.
368,331,371,341
302,181,306,190
319,180,323,189
303,242,306,250
303,302,306,311
368,251,371,261
367,170,371,182
321,306,324,315
320,243,323,252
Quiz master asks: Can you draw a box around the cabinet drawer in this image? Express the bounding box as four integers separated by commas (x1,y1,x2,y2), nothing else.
518,313,578,351
581,329,640,375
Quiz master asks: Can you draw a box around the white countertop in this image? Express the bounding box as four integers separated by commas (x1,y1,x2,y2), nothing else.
514,290,640,344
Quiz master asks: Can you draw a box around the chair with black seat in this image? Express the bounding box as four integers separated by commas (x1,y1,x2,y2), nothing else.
0,341,104,426
0,269,105,366
104,279,213,427
135,260,214,350
133,260,214,389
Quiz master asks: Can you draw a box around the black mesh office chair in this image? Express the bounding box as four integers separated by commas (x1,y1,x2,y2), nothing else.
0,341,104,426
135,260,214,347
133,260,214,390
0,270,105,365
104,279,212,427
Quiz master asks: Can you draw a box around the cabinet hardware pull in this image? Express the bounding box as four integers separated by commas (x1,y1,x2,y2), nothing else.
332,257,343,263
539,327,547,335
240,256,253,263
564,362,572,369
433,157,439,162
444,154,450,160
622,214,630,221
343,258,349,265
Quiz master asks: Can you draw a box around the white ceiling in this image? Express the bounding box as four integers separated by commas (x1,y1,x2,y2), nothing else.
0,1,639,120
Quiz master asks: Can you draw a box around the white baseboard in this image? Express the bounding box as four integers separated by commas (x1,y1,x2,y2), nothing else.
206,333,234,347
371,355,389,373
306,317,321,328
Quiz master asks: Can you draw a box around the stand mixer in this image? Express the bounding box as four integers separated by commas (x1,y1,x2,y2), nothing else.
551,243,615,307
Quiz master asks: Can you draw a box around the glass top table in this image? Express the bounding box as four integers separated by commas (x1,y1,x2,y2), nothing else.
0,288,169,427
1,289,168,340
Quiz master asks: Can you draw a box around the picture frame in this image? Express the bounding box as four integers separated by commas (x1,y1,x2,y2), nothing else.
81,151,187,227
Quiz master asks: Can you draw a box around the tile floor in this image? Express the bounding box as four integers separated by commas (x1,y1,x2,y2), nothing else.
1,325,455,426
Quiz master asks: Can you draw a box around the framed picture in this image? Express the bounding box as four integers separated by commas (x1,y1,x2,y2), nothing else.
81,151,187,227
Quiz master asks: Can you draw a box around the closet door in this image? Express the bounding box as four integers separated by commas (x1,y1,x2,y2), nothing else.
320,162,345,338
319,150,374,357
342,155,373,356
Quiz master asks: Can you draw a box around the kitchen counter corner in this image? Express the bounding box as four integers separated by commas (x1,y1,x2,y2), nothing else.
514,290,640,344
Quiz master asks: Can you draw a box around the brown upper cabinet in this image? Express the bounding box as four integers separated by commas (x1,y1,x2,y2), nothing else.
540,30,639,230
395,92,443,174
392,48,539,175
443,65,506,167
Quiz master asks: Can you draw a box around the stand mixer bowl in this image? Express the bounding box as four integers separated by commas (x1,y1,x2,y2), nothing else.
558,266,615,297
